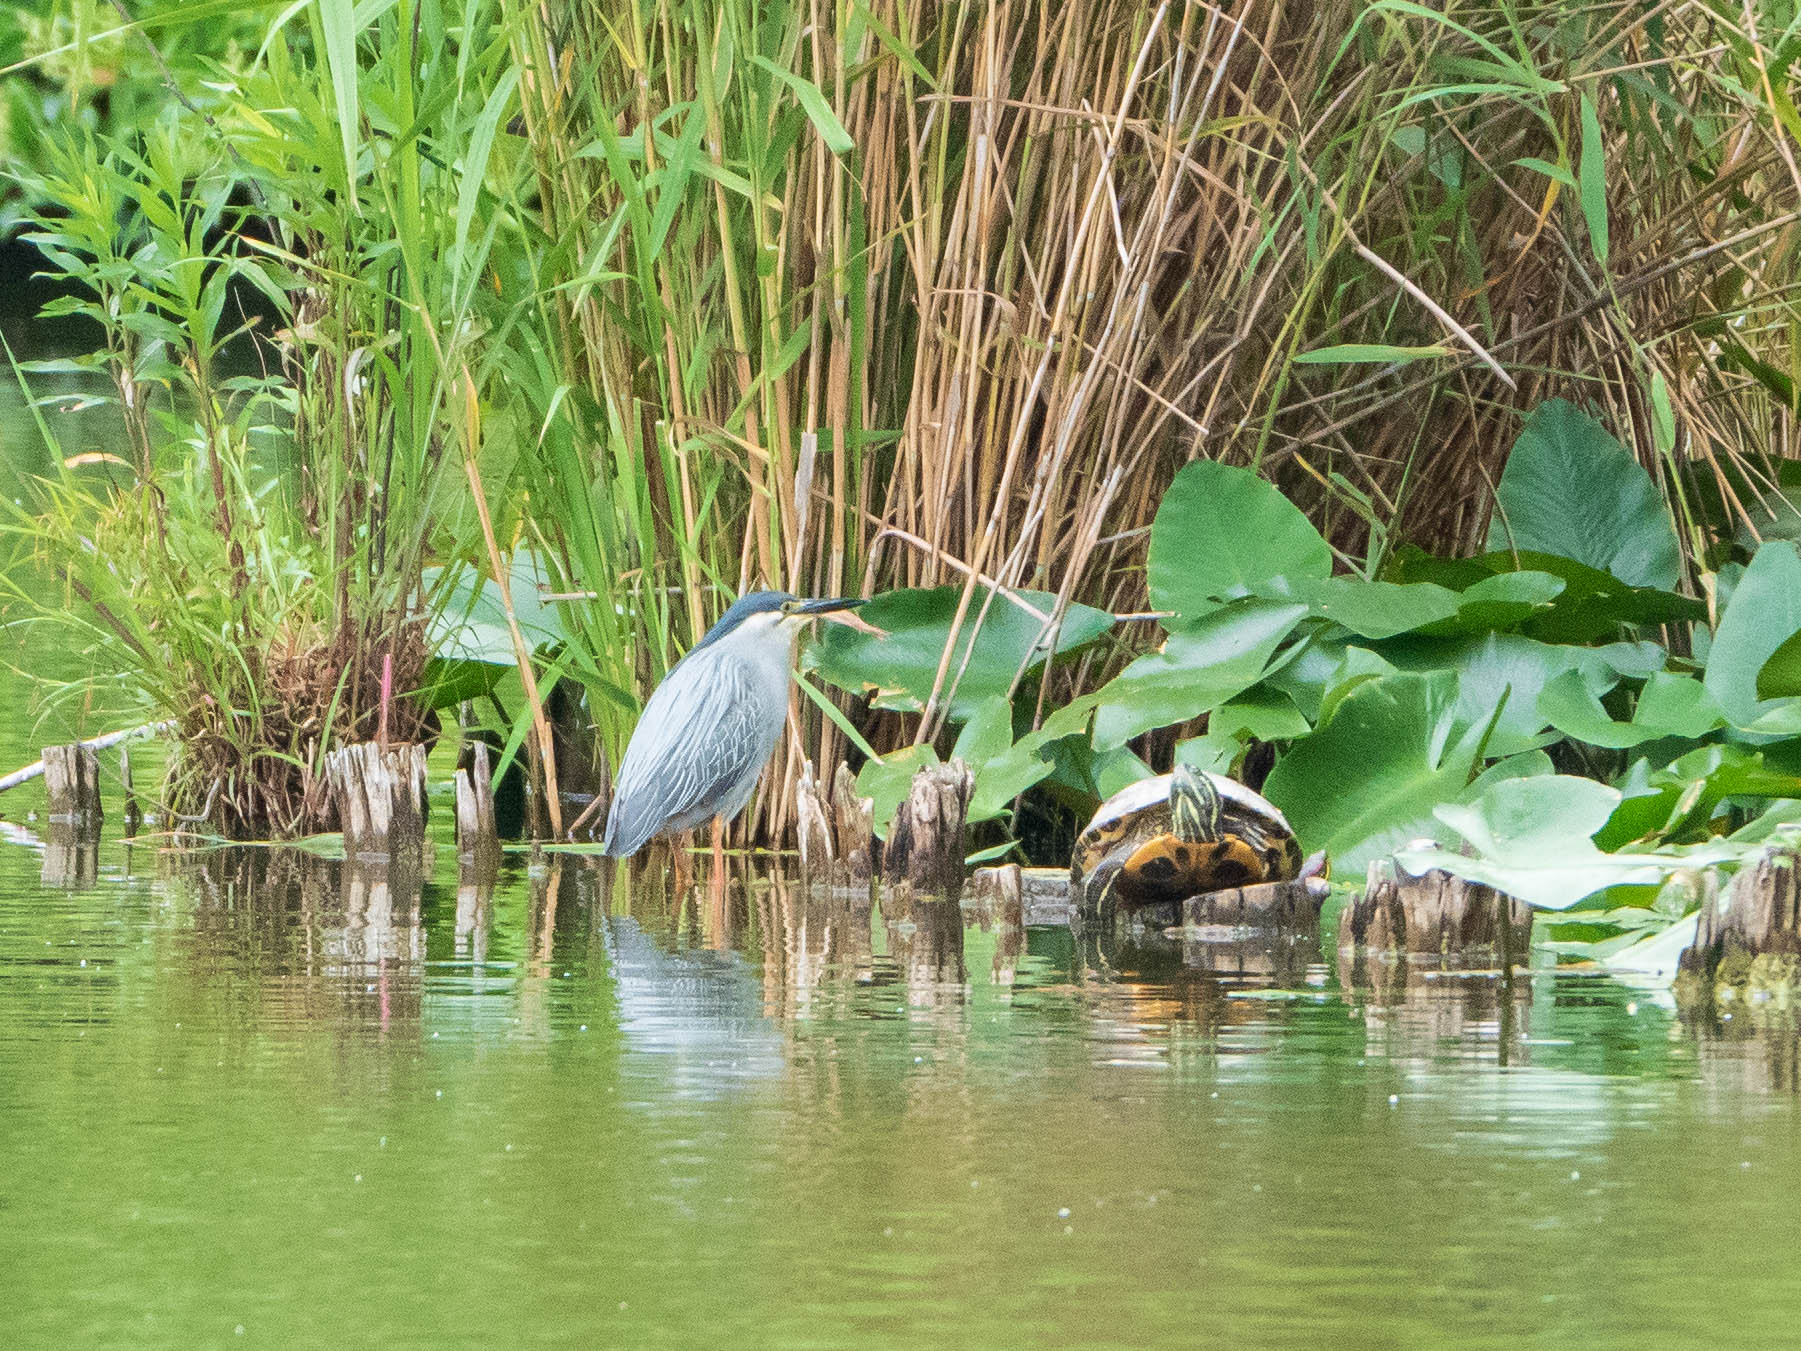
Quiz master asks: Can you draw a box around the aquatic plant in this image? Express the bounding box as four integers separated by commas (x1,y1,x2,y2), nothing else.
2,2,536,834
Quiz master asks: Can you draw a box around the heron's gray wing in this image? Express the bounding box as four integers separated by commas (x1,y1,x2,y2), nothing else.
601,650,775,857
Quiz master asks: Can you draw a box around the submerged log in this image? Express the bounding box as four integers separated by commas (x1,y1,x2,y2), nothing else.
42,743,102,839
1340,856,1532,966
795,761,880,887
881,759,973,897
324,742,428,861
454,741,501,869
1677,844,1801,1006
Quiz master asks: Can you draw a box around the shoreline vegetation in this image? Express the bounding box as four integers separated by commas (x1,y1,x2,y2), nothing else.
3,0,1801,958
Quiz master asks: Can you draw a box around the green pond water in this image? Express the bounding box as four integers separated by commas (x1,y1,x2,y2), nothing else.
5,360,1801,1350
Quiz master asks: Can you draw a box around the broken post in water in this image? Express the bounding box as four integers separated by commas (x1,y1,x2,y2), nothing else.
1677,843,1801,1007
42,743,102,840
881,759,972,897
454,741,501,873
796,761,879,888
1339,855,1532,973
324,742,428,862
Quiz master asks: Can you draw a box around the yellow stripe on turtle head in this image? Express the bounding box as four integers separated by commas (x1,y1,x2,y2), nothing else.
1170,763,1223,844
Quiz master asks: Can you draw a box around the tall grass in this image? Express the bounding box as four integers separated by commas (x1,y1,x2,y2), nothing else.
504,0,1801,837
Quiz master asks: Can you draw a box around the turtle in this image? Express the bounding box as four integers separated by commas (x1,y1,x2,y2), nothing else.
1069,764,1322,911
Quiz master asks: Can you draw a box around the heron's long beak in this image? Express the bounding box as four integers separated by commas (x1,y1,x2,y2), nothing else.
790,597,865,616
787,596,886,636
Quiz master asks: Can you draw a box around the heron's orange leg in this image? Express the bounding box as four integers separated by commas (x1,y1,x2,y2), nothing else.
710,816,727,905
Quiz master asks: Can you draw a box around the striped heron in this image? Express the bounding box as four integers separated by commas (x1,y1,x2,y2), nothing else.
601,591,869,880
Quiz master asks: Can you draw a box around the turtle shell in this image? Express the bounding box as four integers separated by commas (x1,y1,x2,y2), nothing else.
1070,771,1303,908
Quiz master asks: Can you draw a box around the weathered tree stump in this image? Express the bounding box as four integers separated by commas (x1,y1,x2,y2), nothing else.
1339,857,1532,968
1677,844,1801,1007
42,743,102,839
795,761,880,887
796,760,836,875
881,759,973,897
1180,877,1328,932
459,703,525,838
1098,876,1327,937
324,742,427,861
454,741,501,872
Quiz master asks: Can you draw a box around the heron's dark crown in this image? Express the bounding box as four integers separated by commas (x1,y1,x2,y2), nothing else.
689,590,796,652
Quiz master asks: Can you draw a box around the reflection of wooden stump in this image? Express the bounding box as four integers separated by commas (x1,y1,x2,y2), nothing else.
324,743,427,861
1106,877,1326,937
1677,845,1801,1007
883,892,967,998
796,762,878,886
43,744,102,840
1340,858,1531,967
882,760,972,896
41,832,99,889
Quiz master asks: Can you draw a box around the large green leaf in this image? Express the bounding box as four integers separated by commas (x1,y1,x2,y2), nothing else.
1261,671,1488,874
810,586,1115,722
1147,460,1330,615
1089,600,1308,750
1487,399,1680,590
1539,670,1724,750
1398,777,1669,910
1379,631,1632,757
1292,577,1462,639
1704,543,1801,733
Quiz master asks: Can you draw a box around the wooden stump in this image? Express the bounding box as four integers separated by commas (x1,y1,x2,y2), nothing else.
1677,844,1801,1006
1339,857,1532,968
882,759,972,897
454,741,501,871
796,761,879,886
965,863,1023,917
324,742,427,862
796,760,837,876
42,743,102,839
1179,877,1328,932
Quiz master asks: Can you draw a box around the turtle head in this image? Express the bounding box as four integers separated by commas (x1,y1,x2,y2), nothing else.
1170,763,1224,843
